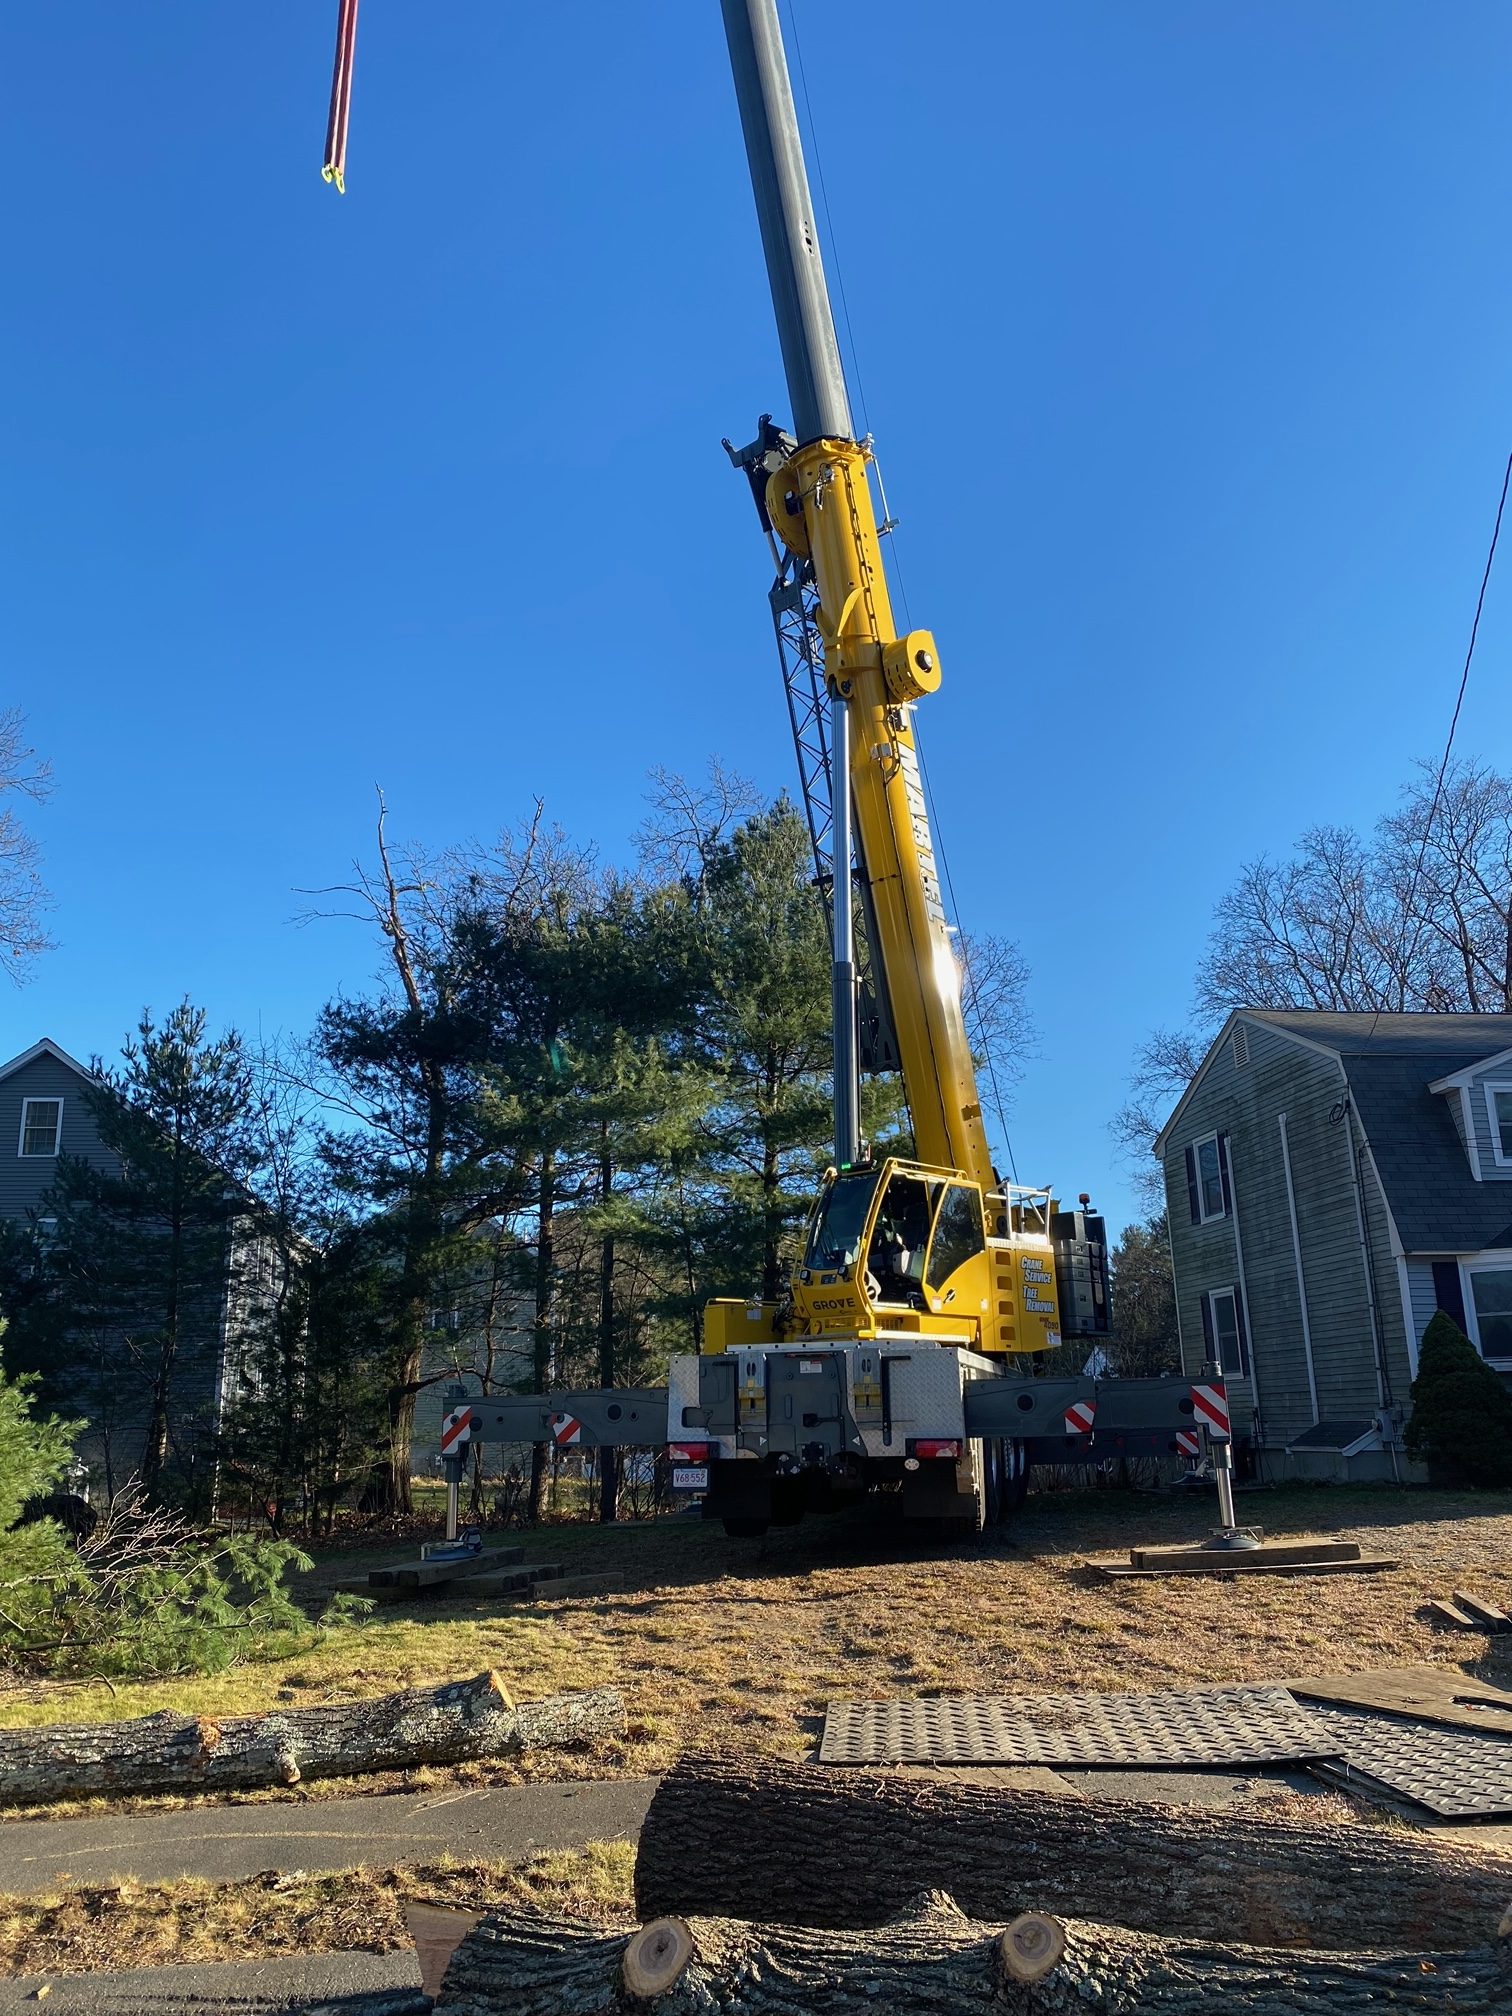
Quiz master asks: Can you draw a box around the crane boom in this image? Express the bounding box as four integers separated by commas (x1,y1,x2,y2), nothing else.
719,0,996,1197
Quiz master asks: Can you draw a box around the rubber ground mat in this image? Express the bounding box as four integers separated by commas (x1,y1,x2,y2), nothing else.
1308,1702,1512,1818
819,1684,1337,1767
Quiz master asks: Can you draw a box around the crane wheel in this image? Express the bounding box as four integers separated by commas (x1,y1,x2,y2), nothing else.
722,1516,770,1538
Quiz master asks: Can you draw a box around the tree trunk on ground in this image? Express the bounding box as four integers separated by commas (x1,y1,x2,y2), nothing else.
0,1676,624,1808
434,1888,1512,2015
634,1756,1512,1955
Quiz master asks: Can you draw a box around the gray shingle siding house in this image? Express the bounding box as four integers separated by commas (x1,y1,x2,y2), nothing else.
1155,1011,1512,1482
0,1037,251,1498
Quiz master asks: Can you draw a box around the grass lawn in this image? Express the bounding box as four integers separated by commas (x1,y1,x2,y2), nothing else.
0,1844,636,1978
2,1483,1510,1795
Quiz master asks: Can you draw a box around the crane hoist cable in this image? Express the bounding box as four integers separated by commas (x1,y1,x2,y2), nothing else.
322,0,360,193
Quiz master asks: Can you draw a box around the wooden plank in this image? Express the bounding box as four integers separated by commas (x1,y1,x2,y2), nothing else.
1452,1591,1512,1632
1289,1664,1512,1736
1094,1555,1398,1581
1129,1538,1361,1571
459,1569,623,1605
1428,1599,1484,1631
369,1543,525,1589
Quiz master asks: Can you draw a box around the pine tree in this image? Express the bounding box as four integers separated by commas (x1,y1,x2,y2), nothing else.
41,1004,259,1507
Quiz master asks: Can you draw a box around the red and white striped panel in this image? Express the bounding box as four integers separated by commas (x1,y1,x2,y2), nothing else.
1175,1428,1201,1460
551,1413,584,1448
439,1405,472,1455
1191,1381,1230,1439
1064,1397,1096,1437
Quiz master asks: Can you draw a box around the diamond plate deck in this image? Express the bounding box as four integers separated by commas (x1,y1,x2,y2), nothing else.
1309,1703,1512,1817
819,1685,1337,1767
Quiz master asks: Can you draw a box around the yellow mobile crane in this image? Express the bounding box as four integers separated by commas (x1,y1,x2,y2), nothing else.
433,0,1200,1539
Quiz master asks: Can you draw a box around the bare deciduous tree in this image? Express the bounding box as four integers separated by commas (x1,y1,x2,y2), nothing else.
1380,758,1512,1013
636,761,762,891
1112,757,1512,1189
958,929,1035,1107
0,709,53,980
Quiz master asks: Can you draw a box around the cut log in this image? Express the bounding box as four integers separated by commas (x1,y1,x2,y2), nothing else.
0,1676,624,1808
434,1888,1512,2014
634,1754,1512,1953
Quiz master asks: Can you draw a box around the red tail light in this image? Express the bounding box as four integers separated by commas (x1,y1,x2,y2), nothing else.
667,1443,710,1463
909,1438,961,1460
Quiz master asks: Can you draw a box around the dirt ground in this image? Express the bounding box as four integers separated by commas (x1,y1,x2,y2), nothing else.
1,1484,1510,1976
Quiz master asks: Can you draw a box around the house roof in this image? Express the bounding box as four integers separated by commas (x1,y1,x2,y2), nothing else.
1170,1011,1512,1254
0,1037,95,1085
1247,1010,1512,1062
1345,1051,1512,1251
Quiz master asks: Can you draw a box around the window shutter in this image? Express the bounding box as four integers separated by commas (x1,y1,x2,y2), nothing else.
1232,1287,1250,1376
1217,1134,1234,1216
1199,1293,1215,1363
1185,1145,1201,1225
1431,1260,1467,1332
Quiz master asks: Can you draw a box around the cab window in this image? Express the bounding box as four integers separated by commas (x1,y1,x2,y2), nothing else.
926,1184,985,1290
865,1173,938,1306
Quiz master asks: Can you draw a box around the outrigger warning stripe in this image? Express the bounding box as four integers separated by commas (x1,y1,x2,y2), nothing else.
322,0,359,192
1191,1382,1231,1437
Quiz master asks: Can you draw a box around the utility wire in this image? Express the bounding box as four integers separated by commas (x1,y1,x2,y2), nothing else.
1366,443,1512,1041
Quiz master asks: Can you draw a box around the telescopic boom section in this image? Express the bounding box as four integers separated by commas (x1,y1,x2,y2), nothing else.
718,0,996,1196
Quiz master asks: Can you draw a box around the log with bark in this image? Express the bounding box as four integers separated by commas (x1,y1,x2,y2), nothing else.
634,1754,1512,1953
0,1673,624,1807
434,1887,1512,2015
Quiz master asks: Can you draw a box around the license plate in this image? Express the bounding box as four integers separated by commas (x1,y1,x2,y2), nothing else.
672,1466,708,1492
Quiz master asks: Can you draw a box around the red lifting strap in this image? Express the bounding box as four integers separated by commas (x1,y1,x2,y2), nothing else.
322,0,360,193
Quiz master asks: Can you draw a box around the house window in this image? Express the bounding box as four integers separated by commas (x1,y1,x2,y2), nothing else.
1202,1285,1249,1376
1484,1085,1512,1168
1186,1133,1228,1224
1464,1263,1512,1365
18,1098,62,1157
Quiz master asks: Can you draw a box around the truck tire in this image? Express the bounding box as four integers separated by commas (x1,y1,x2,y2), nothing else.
722,1517,770,1538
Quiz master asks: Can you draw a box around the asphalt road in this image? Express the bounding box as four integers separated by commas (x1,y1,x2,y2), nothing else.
0,1949,426,2014
0,1777,659,1895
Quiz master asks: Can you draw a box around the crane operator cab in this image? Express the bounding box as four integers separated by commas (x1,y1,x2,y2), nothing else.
755,1156,1054,1354
702,1156,1085,1357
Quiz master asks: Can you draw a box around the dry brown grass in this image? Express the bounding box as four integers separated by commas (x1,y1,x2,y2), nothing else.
0,1842,634,1978
2,1485,1510,1809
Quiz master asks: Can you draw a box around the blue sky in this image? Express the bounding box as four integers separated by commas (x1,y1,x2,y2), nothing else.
5,1,1511,1236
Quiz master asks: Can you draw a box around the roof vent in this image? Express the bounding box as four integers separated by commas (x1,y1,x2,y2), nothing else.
1232,1024,1250,1069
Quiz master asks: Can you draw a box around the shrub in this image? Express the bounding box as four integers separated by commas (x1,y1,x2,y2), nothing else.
1404,1309,1512,1488
0,1344,361,1678
0,1353,81,1654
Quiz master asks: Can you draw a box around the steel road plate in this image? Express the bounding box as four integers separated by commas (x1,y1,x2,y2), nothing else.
1309,1703,1512,1817
819,1684,1337,1767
